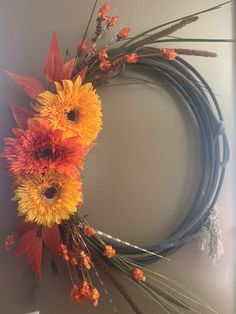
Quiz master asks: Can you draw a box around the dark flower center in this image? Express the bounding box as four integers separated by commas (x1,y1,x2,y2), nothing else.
44,186,58,200
66,109,79,122
35,148,55,161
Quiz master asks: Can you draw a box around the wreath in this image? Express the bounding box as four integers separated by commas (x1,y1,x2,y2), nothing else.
2,2,231,313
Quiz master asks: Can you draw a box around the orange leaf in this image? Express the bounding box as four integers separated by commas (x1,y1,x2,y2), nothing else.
44,32,64,82
6,71,44,99
63,58,76,79
15,229,36,257
27,237,43,279
76,65,88,81
18,218,37,237
10,102,34,129
42,224,61,256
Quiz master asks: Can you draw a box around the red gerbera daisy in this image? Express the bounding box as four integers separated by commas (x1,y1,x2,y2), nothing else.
1,119,89,177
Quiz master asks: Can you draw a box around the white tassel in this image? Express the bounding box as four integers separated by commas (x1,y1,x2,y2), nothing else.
201,207,224,265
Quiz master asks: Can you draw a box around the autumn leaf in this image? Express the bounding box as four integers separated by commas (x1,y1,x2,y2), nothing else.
44,32,64,82
18,218,37,237
15,229,36,257
63,58,76,79
42,224,61,256
27,237,43,279
10,102,34,129
76,65,88,81
6,71,44,99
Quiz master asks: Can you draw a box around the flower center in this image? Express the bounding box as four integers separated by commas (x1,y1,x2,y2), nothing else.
43,186,58,200
35,148,55,161
66,109,79,122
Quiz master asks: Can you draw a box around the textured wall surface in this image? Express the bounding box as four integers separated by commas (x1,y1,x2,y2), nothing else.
0,1,234,313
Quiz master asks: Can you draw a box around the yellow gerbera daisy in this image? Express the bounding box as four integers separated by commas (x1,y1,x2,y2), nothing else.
14,170,82,227
35,76,102,146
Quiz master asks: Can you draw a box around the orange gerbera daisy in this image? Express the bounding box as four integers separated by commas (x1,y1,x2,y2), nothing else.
35,76,102,147
14,170,82,226
1,119,89,177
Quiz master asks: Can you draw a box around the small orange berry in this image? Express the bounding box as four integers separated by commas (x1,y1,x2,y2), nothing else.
4,234,14,250
60,243,68,254
70,256,78,266
80,250,92,270
99,3,112,20
103,245,116,259
124,53,139,63
100,60,111,71
133,268,146,282
63,254,69,261
83,225,96,237
90,287,100,307
160,48,177,61
98,49,108,61
80,280,91,299
107,16,118,27
117,27,131,40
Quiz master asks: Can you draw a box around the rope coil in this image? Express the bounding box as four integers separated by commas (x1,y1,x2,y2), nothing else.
101,47,230,263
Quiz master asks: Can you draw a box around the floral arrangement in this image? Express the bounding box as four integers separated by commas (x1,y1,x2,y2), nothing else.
2,1,231,313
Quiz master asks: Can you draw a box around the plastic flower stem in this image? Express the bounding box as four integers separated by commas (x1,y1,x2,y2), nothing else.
139,50,217,58
76,214,106,246
92,248,144,314
66,261,74,285
81,268,86,281
144,273,217,313
75,0,98,59
139,282,185,314
137,285,171,314
121,257,213,309
115,255,133,270
154,38,236,44
86,236,131,275
126,16,200,51
103,82,157,88
112,262,171,313
86,269,93,288
112,260,180,313
138,281,188,314
73,266,79,283
144,281,192,311
112,255,201,312
120,1,233,48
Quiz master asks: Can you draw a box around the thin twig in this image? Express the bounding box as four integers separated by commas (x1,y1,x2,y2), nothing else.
145,282,191,311
76,0,98,57
175,48,217,57
128,16,199,50
153,38,235,44
139,48,217,58
121,1,233,48
92,249,144,314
